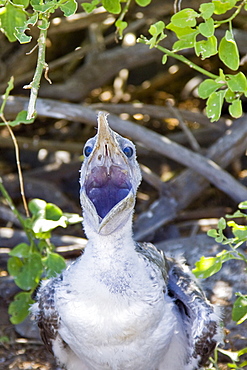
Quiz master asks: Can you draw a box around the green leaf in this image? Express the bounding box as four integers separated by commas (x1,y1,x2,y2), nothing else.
206,89,226,121
170,8,199,28
195,35,217,59
207,229,218,238
218,348,240,362
13,7,37,43
63,212,83,224
193,256,222,278
227,72,247,92
198,79,223,99
60,0,78,17
0,3,27,42
9,243,31,258
198,18,214,38
0,110,35,127
229,99,242,118
232,295,247,324
219,31,239,70
13,0,30,8
166,23,198,39
225,88,235,103
162,54,167,64
102,0,121,14
212,0,237,15
45,203,63,221
147,21,165,48
135,0,151,6
173,38,196,51
115,19,128,39
199,3,215,19
8,254,43,290
81,0,100,13
239,201,247,210
30,0,57,13
29,198,47,215
43,252,66,278
8,292,34,324
218,217,226,229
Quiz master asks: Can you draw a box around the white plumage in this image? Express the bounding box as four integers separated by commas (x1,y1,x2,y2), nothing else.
32,113,222,370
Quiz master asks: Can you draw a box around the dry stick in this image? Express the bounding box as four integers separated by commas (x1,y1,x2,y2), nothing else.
1,96,247,204
134,116,247,239
0,115,30,218
166,100,201,152
24,19,49,120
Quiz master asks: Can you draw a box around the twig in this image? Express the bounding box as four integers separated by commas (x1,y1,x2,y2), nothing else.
0,178,26,229
166,100,201,152
24,18,48,120
0,118,30,217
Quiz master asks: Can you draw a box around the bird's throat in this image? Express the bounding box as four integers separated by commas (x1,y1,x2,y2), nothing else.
85,165,131,219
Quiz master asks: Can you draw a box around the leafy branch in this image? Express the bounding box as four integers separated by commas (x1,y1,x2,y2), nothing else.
138,0,247,121
0,0,78,119
0,180,82,324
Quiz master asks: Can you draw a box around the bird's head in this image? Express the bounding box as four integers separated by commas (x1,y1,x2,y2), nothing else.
80,112,142,236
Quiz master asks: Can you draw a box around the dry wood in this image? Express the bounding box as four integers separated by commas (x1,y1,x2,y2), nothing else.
1,96,246,206
134,115,247,240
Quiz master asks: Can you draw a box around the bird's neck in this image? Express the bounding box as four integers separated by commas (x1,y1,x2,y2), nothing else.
83,213,136,261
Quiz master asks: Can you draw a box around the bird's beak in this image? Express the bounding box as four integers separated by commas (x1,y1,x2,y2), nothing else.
88,112,128,171
81,113,136,234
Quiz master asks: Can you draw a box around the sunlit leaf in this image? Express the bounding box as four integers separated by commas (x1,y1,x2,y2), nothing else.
135,0,152,6
29,198,47,216
219,30,239,70
212,0,237,15
199,3,215,19
198,79,222,99
227,72,247,92
0,3,27,42
115,19,128,39
229,99,242,118
206,90,226,122
232,295,247,324
198,18,214,38
102,0,121,14
170,8,199,28
193,256,222,278
195,35,217,59
60,0,78,17
45,203,63,221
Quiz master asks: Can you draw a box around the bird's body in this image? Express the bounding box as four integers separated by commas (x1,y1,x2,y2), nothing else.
32,113,221,370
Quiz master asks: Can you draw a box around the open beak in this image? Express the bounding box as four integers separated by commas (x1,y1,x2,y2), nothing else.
83,113,132,219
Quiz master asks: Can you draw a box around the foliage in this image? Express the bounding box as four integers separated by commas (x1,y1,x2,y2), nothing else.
138,0,247,121
0,0,77,43
193,201,247,369
2,193,83,324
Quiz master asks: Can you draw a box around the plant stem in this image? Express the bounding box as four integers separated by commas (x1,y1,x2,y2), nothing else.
25,18,48,120
0,177,26,228
155,45,218,79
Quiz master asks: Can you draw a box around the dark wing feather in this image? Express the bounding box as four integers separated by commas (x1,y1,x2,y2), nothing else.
136,242,221,368
34,277,61,354
166,257,220,367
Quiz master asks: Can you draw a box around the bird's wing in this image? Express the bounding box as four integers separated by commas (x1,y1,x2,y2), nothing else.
135,242,221,368
33,277,62,354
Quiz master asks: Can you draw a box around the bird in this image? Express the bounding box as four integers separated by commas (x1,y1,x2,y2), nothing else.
32,112,222,370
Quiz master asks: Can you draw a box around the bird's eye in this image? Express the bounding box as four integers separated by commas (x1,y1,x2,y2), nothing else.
123,146,134,158
84,146,93,157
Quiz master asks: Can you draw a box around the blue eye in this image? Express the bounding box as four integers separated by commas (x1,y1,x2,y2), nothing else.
123,146,134,158
84,146,93,157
